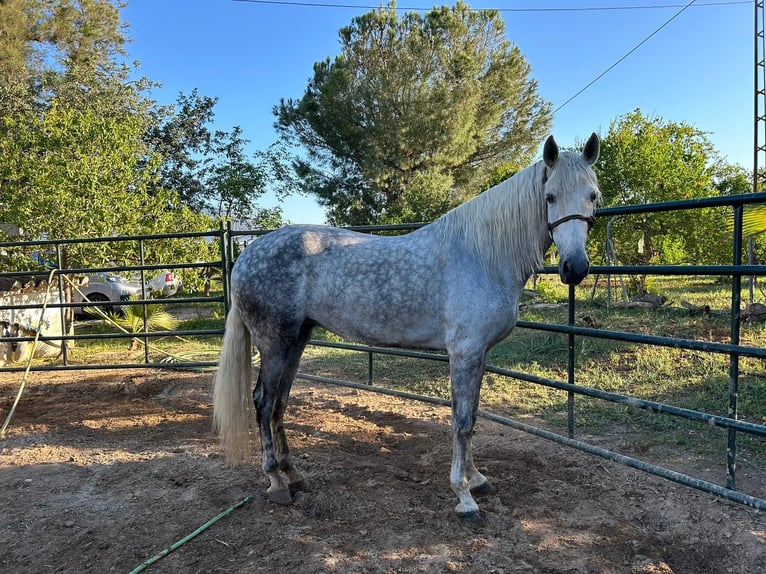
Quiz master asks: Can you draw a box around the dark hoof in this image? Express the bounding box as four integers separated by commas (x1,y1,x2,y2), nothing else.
470,481,497,497
289,479,311,494
267,488,292,506
455,500,481,520
456,509,481,522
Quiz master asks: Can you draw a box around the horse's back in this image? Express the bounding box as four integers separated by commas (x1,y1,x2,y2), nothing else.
231,224,449,347
231,224,371,311
233,225,371,278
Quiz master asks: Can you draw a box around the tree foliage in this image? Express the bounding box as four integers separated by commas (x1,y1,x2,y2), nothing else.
0,1,214,265
143,89,218,210
275,0,551,224
592,110,746,292
0,99,211,266
0,0,284,290
0,0,130,119
146,90,285,229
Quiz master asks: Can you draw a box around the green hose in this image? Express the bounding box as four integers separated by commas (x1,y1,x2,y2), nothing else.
128,494,253,573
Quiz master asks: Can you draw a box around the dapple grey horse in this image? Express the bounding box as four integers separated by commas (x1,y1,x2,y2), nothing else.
214,133,601,517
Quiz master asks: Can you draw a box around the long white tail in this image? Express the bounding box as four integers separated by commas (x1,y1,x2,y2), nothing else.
213,303,254,464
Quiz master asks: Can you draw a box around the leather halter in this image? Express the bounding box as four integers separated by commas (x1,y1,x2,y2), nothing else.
542,166,597,237
547,213,596,235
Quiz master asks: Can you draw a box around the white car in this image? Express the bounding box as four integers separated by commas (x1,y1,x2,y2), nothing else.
75,270,180,316
146,270,181,298
74,272,143,316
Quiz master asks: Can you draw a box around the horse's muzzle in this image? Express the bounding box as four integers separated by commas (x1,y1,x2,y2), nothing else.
559,254,590,285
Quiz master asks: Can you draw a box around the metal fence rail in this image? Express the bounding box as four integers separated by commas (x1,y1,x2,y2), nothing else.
1,192,766,510
0,225,229,370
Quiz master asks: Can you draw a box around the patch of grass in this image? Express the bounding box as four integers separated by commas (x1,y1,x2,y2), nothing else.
65,315,224,365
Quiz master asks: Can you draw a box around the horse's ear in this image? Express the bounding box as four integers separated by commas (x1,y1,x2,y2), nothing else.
543,135,559,168
582,132,600,165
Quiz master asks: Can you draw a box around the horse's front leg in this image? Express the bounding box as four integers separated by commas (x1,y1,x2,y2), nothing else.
449,350,492,518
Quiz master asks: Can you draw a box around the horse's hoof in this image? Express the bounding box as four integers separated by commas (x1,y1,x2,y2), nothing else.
456,508,481,521
470,480,497,497
455,501,480,520
267,488,292,506
289,479,311,494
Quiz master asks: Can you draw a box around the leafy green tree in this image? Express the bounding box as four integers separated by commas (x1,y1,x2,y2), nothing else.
0,0,284,322
146,91,285,229
0,2,278,283
0,0,130,119
0,97,212,328
0,100,210,260
143,89,217,210
592,110,737,293
199,127,283,227
275,0,551,224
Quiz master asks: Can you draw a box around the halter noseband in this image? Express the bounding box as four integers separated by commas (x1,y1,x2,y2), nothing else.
542,166,597,237
547,213,596,235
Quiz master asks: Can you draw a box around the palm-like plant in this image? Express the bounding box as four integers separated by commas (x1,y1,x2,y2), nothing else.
742,204,766,238
110,300,179,351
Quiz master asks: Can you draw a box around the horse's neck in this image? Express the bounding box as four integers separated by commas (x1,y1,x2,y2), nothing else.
435,162,548,282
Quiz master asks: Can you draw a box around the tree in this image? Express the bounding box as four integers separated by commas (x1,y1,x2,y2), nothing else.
0,97,213,329
146,91,285,229
592,110,737,293
0,2,279,271
0,0,211,262
198,127,284,228
0,2,215,310
0,0,130,119
275,0,551,225
143,89,218,210
0,99,210,257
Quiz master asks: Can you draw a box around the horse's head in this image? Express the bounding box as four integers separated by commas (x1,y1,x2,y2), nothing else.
542,132,601,285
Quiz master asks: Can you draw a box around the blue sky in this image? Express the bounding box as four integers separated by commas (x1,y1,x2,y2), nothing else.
122,0,754,224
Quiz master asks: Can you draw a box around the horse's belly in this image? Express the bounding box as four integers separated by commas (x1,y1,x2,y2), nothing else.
307,284,446,349
323,315,444,349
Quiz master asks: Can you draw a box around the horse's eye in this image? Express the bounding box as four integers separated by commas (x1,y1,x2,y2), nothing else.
590,191,597,202
545,193,555,204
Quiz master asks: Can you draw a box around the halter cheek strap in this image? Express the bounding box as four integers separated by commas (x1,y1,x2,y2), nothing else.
542,165,597,237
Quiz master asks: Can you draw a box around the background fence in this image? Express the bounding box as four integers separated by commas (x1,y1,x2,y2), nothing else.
2,191,766,510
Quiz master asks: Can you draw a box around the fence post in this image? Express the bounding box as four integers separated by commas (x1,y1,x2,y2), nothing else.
727,204,744,490
139,238,149,364
219,221,231,316
567,283,576,439
54,243,69,366
367,349,373,385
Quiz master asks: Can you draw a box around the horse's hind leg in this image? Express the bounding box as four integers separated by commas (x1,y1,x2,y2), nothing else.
273,322,313,495
253,347,294,506
467,443,496,497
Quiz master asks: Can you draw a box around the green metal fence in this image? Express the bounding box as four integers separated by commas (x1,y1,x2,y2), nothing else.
2,192,766,510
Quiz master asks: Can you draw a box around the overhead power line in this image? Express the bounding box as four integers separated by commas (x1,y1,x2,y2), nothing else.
233,0,740,116
231,0,748,12
552,0,698,115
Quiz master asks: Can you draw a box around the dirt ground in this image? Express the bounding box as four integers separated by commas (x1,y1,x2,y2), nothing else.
1,368,765,573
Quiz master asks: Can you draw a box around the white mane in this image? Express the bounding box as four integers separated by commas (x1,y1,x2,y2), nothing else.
435,160,548,281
